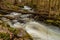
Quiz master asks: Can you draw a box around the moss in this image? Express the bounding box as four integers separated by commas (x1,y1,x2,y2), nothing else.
56,20,60,23
8,27,19,35
1,21,20,35
46,20,54,22
45,20,54,24
44,19,60,27
53,20,60,26
0,32,10,40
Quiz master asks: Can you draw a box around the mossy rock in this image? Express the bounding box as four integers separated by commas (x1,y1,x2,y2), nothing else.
45,20,54,24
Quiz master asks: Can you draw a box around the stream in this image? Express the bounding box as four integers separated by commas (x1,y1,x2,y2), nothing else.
1,12,60,40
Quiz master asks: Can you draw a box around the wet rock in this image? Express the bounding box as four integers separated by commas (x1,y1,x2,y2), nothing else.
13,22,23,28
4,12,21,19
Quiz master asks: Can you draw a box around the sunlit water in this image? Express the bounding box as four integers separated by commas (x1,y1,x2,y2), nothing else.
1,12,60,40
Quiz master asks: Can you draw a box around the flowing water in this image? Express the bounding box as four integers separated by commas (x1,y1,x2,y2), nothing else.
25,21,60,40
1,12,60,40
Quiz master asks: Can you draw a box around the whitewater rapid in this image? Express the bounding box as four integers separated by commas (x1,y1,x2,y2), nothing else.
24,21,60,40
